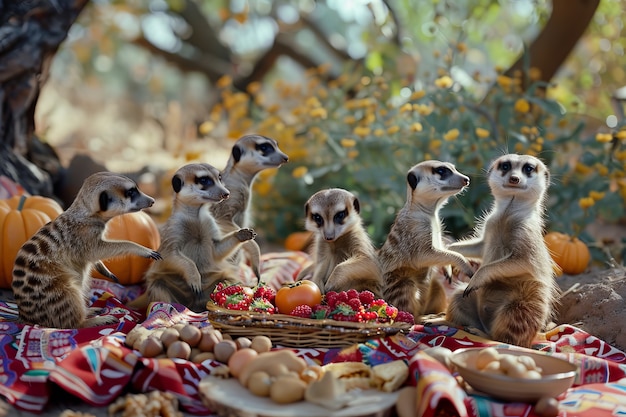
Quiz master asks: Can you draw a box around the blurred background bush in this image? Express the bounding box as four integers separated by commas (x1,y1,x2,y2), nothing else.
32,0,626,263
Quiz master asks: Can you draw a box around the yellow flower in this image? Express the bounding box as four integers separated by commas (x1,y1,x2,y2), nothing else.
374,128,385,137
589,191,605,201
400,103,413,113
347,150,359,159
615,130,626,140
595,133,613,143
305,96,321,108
340,138,357,148
317,63,332,75
529,67,542,81
292,166,308,179
198,121,214,136
410,90,426,100
579,197,595,210
353,126,370,138
475,128,490,138
497,75,513,88
429,140,442,149
246,81,261,95
594,163,609,176
456,42,467,53
410,123,423,132
574,163,592,175
434,75,453,88
415,104,433,115
309,108,327,119
254,180,272,197
387,125,400,134
443,128,460,141
514,99,530,113
216,75,232,89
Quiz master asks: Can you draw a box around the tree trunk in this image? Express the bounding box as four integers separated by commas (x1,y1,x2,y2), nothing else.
0,0,89,200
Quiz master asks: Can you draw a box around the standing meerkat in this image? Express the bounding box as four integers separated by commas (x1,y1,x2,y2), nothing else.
296,188,383,297
210,135,289,280
138,163,257,312
379,161,474,319
445,154,559,348
11,172,161,329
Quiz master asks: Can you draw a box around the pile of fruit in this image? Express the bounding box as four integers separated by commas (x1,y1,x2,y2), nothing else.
209,280,415,324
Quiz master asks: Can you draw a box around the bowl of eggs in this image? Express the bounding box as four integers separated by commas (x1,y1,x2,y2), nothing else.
449,347,578,402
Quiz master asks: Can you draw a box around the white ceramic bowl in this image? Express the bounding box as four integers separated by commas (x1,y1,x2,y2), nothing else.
449,347,578,402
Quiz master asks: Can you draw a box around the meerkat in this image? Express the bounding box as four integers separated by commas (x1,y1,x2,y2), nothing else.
378,161,475,320
11,172,161,329
210,135,289,280
296,188,383,297
137,163,257,312
445,154,559,348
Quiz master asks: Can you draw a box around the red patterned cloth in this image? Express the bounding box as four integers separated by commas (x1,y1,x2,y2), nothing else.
0,251,625,417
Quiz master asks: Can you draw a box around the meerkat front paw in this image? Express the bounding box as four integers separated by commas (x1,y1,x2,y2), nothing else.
145,250,162,260
235,228,257,242
82,315,119,328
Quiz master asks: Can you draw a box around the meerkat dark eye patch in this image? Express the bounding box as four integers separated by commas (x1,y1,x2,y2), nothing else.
433,166,452,179
99,191,110,211
125,187,139,200
255,142,275,155
407,172,420,190
232,145,243,163
334,209,348,224
522,163,536,177
196,176,215,188
312,213,324,227
172,175,183,193
498,161,512,173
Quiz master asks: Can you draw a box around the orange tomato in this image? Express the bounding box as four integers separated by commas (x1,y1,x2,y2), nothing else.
275,280,322,314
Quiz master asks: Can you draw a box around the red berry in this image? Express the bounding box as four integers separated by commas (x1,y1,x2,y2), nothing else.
358,290,375,306
395,311,415,324
290,304,313,318
346,289,360,300
347,298,362,311
312,305,331,319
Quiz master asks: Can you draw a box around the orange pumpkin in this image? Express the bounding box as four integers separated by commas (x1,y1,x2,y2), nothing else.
0,195,64,288
92,211,161,285
284,231,313,252
544,231,590,275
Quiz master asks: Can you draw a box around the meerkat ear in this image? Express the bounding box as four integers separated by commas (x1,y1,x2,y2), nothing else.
352,197,360,213
232,145,243,163
407,172,420,190
304,202,310,217
172,175,183,193
99,191,109,212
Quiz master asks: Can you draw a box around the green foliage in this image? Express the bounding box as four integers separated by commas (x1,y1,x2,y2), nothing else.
210,63,626,263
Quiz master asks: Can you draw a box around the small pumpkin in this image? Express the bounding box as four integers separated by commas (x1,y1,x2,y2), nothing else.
0,195,64,288
92,211,161,285
284,231,313,252
544,231,590,275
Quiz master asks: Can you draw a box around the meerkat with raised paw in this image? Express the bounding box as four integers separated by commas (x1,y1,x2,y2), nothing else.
11,172,161,329
138,163,257,312
379,161,474,320
210,135,289,280
445,154,559,348
296,188,383,297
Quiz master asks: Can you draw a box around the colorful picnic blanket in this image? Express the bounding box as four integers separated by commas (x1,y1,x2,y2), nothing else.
0,252,625,417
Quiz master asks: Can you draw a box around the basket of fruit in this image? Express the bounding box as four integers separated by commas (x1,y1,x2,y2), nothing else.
205,281,415,349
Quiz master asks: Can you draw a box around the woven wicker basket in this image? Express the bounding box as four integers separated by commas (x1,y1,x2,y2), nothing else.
205,303,412,349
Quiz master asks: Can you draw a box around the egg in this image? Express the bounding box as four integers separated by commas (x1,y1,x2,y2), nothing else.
250,335,272,353
228,348,259,378
476,347,500,370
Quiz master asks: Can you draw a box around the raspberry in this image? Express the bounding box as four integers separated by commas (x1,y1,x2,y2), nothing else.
346,289,360,300
290,304,313,318
333,313,359,322
395,310,415,324
347,298,362,311
312,304,331,319
324,291,338,305
358,290,375,306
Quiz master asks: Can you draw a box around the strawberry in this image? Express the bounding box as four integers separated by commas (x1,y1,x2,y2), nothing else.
253,283,276,303
290,304,313,318
250,298,275,313
225,293,252,310
330,302,359,321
